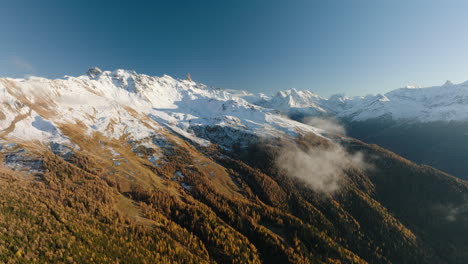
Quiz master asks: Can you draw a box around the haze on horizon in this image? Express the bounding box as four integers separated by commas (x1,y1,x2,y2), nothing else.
1,0,468,97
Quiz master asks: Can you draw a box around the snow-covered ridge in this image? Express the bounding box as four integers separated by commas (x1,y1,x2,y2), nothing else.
0,68,321,147
3,67,464,151
259,80,468,122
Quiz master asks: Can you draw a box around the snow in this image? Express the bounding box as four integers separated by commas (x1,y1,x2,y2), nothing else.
0,69,324,148
4,67,464,153
261,88,329,115
256,80,468,123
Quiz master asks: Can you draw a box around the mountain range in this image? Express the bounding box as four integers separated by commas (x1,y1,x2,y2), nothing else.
248,80,468,180
1,68,467,263
252,80,468,122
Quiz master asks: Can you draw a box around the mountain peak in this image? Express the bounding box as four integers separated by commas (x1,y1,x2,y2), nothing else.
86,67,103,78
287,87,298,93
443,80,454,86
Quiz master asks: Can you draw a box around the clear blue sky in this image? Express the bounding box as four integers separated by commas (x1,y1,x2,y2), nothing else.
1,0,468,97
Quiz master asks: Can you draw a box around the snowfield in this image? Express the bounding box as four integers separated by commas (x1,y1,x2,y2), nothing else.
2,68,467,150
0,68,322,147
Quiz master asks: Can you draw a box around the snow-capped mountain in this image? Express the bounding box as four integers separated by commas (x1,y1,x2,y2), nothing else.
252,80,468,181
258,80,468,122
3,68,467,154
0,68,322,149
2,69,468,264
259,88,331,117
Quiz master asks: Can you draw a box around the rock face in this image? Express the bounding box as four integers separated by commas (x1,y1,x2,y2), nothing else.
3,151,43,173
86,66,103,78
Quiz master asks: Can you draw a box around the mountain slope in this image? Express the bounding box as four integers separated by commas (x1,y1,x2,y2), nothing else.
1,69,468,263
344,119,468,180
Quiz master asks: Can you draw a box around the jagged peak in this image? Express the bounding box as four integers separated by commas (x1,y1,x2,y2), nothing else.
443,80,454,86
278,89,293,97
276,88,320,99
87,67,103,78
286,87,298,93
328,93,349,103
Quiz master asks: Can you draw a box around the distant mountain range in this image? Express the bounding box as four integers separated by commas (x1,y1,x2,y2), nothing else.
249,80,468,122
242,80,468,180
1,68,468,263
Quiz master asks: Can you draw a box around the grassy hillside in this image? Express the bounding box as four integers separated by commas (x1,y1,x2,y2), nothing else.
0,130,466,263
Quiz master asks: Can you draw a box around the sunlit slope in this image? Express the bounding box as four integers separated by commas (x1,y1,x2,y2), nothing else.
1,128,466,263
1,70,467,263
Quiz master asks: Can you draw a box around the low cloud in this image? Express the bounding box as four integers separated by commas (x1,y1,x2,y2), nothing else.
276,142,367,193
304,117,345,135
446,205,461,222
275,118,368,194
434,200,468,223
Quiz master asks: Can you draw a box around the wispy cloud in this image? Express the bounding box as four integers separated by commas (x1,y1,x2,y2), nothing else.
276,141,367,194
10,56,36,74
305,117,346,135
275,118,369,194
433,198,468,223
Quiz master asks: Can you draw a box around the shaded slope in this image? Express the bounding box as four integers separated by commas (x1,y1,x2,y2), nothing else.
346,119,468,180
344,140,468,264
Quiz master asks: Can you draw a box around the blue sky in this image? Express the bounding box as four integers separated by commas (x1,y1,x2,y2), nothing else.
1,0,468,97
